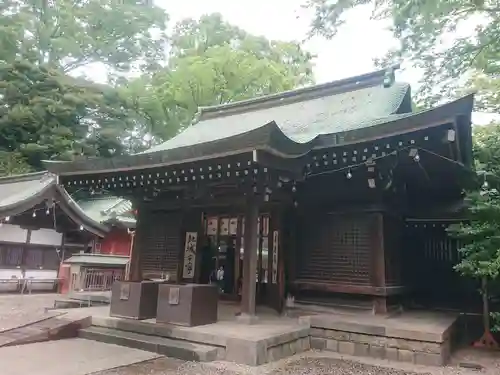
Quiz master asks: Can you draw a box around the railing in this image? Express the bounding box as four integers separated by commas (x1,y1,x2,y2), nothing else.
70,268,123,292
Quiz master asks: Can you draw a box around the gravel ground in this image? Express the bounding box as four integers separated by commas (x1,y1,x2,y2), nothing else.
0,294,58,332
93,351,500,375
92,356,432,375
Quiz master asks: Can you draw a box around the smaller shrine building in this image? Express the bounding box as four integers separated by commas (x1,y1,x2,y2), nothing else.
0,171,135,293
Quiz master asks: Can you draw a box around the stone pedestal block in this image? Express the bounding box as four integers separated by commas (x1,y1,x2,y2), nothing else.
110,281,160,320
157,284,218,327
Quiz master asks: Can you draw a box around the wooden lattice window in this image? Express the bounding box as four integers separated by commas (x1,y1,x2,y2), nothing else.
140,212,181,279
298,214,371,285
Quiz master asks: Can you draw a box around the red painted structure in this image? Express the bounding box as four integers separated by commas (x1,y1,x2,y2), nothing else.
98,228,132,256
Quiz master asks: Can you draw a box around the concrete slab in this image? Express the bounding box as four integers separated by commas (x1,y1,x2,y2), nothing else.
87,303,310,366
0,338,160,375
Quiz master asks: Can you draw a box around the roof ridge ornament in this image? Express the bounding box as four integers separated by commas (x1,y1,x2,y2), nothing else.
383,65,398,88
191,109,203,126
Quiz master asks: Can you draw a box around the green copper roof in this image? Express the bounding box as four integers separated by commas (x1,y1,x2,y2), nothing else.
145,81,410,153
0,172,134,231
43,67,474,176
76,197,135,227
0,172,53,211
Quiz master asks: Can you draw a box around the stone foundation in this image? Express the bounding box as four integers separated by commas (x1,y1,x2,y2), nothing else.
266,336,311,363
86,309,458,367
89,315,310,366
222,329,310,365
308,315,455,366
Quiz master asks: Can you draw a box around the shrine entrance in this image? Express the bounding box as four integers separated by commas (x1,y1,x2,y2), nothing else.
201,213,279,310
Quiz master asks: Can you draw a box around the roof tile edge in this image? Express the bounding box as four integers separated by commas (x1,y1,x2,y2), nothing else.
198,65,401,121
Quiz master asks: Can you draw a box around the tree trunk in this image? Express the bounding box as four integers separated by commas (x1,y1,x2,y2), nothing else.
473,277,499,348
482,277,490,333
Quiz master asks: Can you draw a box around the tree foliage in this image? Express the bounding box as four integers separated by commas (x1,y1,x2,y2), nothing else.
447,124,500,332
305,0,500,107
447,124,500,279
125,13,315,140
0,0,168,73
170,13,314,84
0,9,314,172
448,188,500,280
0,60,142,171
0,151,32,177
0,0,170,173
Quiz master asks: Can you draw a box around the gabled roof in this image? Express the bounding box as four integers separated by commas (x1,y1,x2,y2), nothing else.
76,197,135,228
145,72,409,152
0,172,134,236
43,67,472,176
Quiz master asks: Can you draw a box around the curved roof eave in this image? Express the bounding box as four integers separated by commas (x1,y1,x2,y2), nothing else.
0,172,109,237
43,121,313,176
314,94,474,149
0,178,56,219
54,185,110,238
43,94,474,177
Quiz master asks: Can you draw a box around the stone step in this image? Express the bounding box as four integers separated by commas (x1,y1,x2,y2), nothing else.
0,315,91,348
68,293,111,304
90,316,227,347
79,326,218,362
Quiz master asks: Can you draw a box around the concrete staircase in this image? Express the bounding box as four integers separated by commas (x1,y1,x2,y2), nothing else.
79,322,219,362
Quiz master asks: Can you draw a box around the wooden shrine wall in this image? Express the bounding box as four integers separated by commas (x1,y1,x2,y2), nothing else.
403,221,481,311
383,215,403,287
296,212,372,287
137,209,183,280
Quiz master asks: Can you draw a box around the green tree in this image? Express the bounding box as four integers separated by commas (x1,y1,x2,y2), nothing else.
0,0,168,169
170,13,314,84
0,0,169,73
447,124,500,345
305,0,500,106
0,60,143,170
0,151,32,177
447,179,500,344
127,13,315,140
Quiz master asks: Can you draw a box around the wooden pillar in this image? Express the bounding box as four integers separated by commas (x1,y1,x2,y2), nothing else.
125,230,136,281
239,195,259,323
371,213,387,314
129,202,143,282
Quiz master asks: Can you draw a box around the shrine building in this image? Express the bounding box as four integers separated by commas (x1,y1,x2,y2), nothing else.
44,66,475,318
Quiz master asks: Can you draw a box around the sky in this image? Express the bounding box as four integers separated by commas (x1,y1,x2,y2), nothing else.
94,0,496,124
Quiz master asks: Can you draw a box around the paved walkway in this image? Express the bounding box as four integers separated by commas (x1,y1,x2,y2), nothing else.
0,294,58,332
0,338,160,375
